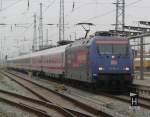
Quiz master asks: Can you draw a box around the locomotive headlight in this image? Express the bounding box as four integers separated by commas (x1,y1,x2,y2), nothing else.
99,67,104,71
124,67,130,71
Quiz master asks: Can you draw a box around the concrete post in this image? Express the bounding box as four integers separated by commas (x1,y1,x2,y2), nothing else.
140,36,144,80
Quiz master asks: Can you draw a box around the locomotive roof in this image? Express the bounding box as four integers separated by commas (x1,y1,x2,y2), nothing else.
8,44,68,61
94,36,128,40
66,36,128,48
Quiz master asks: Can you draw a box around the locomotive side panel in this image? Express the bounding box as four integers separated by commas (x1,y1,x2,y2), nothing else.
65,43,91,82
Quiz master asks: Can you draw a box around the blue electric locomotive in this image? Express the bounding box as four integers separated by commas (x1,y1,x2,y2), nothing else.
65,32,133,90
91,36,133,89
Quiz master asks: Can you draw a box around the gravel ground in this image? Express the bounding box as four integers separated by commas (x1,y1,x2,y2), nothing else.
0,101,40,117
25,75,150,117
2,70,150,117
0,73,41,100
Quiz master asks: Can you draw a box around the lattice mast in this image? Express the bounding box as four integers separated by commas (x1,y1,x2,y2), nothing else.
59,0,65,41
115,0,125,35
39,3,43,50
33,14,37,52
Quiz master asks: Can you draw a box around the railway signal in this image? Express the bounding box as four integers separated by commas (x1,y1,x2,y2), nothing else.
129,92,140,111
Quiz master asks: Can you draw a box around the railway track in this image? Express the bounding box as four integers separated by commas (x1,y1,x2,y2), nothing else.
131,84,150,97
135,71,150,75
130,84,150,101
100,93,150,109
0,89,75,117
67,85,150,110
0,70,114,117
2,70,150,116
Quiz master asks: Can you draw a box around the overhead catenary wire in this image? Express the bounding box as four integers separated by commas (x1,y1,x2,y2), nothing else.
3,0,146,55
10,0,58,53
3,0,144,37
64,0,144,29
82,0,144,22
1,0,57,56
0,0,24,12
14,0,57,39
63,0,144,41
43,0,56,14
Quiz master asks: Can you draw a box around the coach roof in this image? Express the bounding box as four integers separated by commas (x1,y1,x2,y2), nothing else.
7,44,68,61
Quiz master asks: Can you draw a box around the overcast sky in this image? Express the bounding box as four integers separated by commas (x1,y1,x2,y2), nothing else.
0,0,149,57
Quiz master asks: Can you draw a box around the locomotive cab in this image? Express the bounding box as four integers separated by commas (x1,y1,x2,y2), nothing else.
89,36,133,90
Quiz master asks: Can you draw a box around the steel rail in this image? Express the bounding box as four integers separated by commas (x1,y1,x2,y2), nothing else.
99,93,150,109
0,89,74,117
1,70,113,117
130,84,150,101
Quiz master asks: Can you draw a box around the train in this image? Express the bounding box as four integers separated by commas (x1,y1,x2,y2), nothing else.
134,57,150,71
7,32,134,91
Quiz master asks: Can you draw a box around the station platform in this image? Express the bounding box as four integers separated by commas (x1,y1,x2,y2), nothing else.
133,76,150,87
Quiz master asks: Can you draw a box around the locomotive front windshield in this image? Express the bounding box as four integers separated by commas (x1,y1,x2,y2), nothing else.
96,40,128,55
